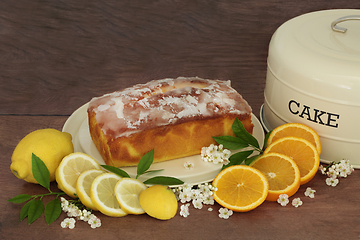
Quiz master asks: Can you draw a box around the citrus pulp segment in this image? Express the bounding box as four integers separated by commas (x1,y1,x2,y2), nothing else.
55,152,101,198
90,173,127,217
212,165,269,212
267,123,321,154
249,152,301,201
264,136,320,185
76,169,105,211
115,178,147,215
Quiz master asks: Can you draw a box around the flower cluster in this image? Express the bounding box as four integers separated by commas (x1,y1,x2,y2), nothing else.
60,197,101,229
277,187,316,207
174,183,218,218
201,144,231,165
319,159,354,187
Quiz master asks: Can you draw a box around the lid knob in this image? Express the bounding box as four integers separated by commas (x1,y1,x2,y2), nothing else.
331,15,360,33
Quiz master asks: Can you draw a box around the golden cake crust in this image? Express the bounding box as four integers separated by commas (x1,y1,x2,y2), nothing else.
87,77,254,167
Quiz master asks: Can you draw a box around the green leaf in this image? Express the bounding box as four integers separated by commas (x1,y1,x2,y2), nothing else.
45,198,62,225
142,169,164,175
28,199,44,225
245,154,260,166
262,130,273,151
143,176,184,186
136,149,154,179
213,136,249,150
32,153,50,190
232,118,260,149
7,194,33,203
222,150,253,170
101,165,130,178
20,199,35,221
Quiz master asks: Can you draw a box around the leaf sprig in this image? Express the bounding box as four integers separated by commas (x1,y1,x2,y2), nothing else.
213,118,271,169
7,154,66,225
101,149,184,186
8,149,183,225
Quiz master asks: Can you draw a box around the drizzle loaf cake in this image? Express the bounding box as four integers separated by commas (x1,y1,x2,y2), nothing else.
87,77,254,167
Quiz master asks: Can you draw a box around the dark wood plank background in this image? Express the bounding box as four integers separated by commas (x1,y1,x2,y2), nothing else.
1,0,359,239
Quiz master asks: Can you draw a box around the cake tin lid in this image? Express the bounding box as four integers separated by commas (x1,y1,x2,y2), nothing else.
268,9,360,105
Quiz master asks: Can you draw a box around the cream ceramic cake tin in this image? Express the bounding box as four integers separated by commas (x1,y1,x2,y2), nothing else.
262,9,360,168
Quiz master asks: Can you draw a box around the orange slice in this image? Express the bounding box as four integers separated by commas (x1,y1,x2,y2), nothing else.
249,153,301,201
264,136,320,185
212,165,269,212
267,123,321,154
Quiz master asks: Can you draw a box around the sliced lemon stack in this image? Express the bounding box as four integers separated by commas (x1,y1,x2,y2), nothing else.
56,152,149,217
90,173,128,217
115,178,147,215
56,152,101,198
76,169,105,210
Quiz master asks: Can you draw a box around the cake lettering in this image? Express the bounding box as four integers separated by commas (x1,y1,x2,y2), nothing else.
288,100,339,128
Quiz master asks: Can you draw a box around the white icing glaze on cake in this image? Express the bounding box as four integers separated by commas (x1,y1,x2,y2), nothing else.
88,77,252,138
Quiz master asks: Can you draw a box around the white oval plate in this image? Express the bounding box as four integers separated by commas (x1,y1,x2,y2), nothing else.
63,102,265,185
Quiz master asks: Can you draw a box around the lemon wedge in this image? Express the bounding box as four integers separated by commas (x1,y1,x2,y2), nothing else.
55,152,101,198
115,178,147,215
76,169,105,210
90,173,127,217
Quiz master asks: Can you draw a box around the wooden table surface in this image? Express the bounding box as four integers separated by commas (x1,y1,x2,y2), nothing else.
1,1,359,239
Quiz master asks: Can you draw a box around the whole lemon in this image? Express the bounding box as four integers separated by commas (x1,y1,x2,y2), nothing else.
139,185,178,220
10,128,74,184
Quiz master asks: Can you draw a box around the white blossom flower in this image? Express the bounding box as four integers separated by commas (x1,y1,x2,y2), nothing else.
88,215,101,229
61,218,76,229
304,187,316,198
291,198,303,208
208,207,213,212
326,177,339,187
320,159,354,187
78,209,92,221
192,199,203,209
327,167,338,179
67,204,81,217
201,144,231,165
182,183,193,191
179,189,192,203
202,194,215,205
184,161,194,170
190,189,201,199
337,159,354,178
180,204,190,218
60,197,101,229
175,183,218,217
319,165,327,175
277,194,289,206
219,208,233,219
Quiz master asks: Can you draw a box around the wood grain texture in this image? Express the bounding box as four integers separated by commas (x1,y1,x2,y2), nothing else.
1,1,360,239
1,0,359,116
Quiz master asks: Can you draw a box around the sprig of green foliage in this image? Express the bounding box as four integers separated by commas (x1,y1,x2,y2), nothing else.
102,149,184,185
7,154,66,225
213,118,272,169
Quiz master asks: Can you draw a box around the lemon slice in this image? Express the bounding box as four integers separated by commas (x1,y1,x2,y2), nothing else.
115,178,147,215
56,152,101,198
76,169,105,210
90,173,127,217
